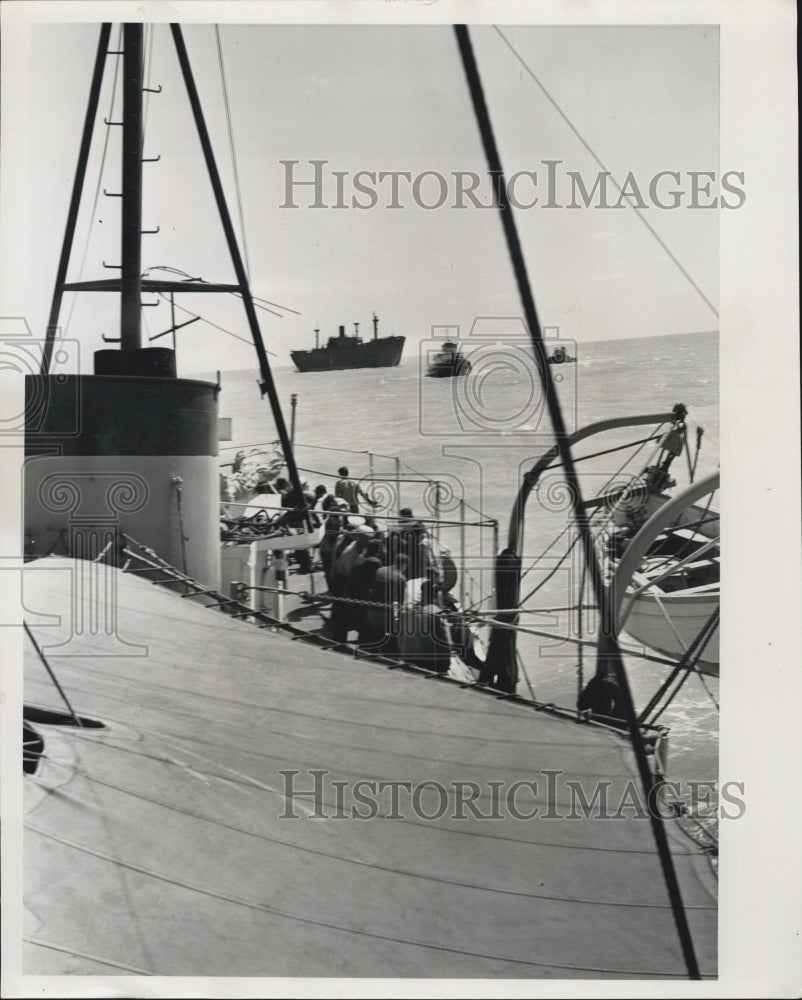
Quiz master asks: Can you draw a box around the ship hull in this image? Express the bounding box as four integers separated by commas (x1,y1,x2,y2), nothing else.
426,355,471,378
291,336,405,372
624,590,720,676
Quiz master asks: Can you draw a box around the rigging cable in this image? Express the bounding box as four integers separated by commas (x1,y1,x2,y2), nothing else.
690,426,705,481
519,424,663,591
143,265,291,316
492,26,718,320
63,25,123,340
215,25,251,283
142,265,300,352
142,23,156,132
540,432,664,471
640,608,720,725
519,534,581,604
139,26,158,357
454,25,700,980
155,293,277,354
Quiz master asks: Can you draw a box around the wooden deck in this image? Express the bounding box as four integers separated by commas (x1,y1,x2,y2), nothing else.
22,557,717,979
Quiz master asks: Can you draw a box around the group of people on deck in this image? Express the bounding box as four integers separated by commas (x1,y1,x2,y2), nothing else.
322,501,455,670
239,465,461,671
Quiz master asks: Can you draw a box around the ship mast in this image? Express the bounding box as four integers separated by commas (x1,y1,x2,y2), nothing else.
120,24,144,351
41,22,308,522
372,311,379,340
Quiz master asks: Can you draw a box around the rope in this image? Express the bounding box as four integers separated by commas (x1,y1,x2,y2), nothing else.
155,292,277,353
684,429,694,484
473,618,688,669
294,440,398,459
542,433,663,471
23,622,83,728
471,604,599,616
516,650,537,702
245,585,407,612
143,265,298,318
693,662,720,712
519,423,664,586
403,459,486,519
587,428,666,516
492,26,718,320
455,25,700,980
642,609,720,725
64,25,123,339
142,23,156,132
214,26,251,283
690,427,705,481
519,533,581,602
256,441,495,525
222,504,492,531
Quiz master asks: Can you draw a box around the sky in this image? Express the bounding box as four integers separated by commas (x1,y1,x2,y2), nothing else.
3,18,721,373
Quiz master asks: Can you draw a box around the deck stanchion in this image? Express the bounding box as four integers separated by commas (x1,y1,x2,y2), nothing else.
459,498,467,610
273,551,286,623
491,518,499,605
395,457,402,515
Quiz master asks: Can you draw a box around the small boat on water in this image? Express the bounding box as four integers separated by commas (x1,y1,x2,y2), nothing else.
291,315,404,372
425,340,472,377
547,345,577,364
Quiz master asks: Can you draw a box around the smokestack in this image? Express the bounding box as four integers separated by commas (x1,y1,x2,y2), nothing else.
338,325,345,338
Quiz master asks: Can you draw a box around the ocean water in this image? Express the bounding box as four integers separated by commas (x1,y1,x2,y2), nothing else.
211,329,719,785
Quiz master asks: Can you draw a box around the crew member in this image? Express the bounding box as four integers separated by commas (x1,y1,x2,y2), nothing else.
335,466,378,515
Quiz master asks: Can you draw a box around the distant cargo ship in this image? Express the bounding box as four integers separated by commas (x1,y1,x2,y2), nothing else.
291,313,405,372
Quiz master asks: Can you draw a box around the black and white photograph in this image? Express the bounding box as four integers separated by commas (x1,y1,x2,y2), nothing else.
0,1,798,996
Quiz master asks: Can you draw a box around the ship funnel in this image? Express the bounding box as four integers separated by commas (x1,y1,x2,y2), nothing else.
94,347,177,378
338,325,345,337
